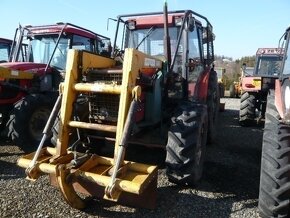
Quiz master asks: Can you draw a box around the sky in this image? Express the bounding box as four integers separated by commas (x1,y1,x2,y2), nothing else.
1,0,289,60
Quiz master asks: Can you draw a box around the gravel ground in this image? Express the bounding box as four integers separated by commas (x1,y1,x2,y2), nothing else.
0,97,263,218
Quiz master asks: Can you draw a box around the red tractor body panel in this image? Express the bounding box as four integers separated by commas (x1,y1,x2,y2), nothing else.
0,62,51,74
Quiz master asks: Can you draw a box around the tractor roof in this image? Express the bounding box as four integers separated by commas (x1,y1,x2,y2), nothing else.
24,23,108,40
127,14,202,29
118,10,208,29
0,38,13,44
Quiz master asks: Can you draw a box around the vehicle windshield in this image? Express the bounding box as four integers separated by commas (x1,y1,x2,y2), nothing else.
243,67,254,76
215,68,224,80
283,37,290,75
0,42,11,62
30,35,69,70
255,56,283,76
127,27,179,56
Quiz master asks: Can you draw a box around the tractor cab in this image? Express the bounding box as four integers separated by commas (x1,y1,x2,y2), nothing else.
281,27,290,77
274,26,290,123
8,23,110,72
253,48,284,77
0,23,112,148
113,10,215,102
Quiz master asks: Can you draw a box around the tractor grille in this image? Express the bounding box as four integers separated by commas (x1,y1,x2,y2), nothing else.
87,69,123,85
86,68,122,124
89,93,120,123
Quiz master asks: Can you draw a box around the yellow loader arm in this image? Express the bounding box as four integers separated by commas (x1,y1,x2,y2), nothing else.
17,48,162,209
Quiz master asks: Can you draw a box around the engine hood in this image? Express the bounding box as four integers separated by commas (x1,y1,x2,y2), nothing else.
0,62,52,76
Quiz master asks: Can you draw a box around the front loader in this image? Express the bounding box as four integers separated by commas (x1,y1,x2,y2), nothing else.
18,4,219,209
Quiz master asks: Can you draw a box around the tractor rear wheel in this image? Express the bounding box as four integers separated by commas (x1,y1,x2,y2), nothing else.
7,94,57,149
207,71,219,144
258,90,290,218
239,91,256,126
165,102,208,186
229,84,235,98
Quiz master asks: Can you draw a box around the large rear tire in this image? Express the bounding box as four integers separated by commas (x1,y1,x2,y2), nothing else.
7,94,57,148
207,71,219,144
258,90,290,218
165,102,208,186
239,91,256,126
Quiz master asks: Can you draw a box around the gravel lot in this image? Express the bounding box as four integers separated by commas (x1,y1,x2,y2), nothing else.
0,97,263,218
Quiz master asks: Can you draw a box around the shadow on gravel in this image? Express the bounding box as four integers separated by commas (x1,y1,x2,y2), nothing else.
0,105,263,217
0,139,26,180
0,159,26,180
200,108,263,214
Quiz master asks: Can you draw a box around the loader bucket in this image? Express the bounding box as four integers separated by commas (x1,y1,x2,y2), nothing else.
17,147,158,209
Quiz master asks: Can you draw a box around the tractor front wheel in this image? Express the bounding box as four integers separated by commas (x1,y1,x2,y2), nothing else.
7,94,57,149
165,102,208,186
258,90,290,218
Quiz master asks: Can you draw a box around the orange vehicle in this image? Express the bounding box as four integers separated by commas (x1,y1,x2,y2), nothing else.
239,48,284,126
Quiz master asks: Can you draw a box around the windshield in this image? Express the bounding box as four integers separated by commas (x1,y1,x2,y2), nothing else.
0,42,11,62
127,27,179,56
283,37,290,75
254,56,283,76
30,35,69,70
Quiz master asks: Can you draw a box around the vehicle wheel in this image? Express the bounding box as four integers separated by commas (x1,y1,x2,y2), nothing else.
7,94,57,148
207,71,219,143
219,84,225,98
258,90,290,218
165,102,208,186
0,105,12,133
229,84,235,98
239,91,256,126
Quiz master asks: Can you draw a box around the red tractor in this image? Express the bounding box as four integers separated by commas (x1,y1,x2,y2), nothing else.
258,26,290,218
0,23,111,148
17,5,219,209
239,48,284,126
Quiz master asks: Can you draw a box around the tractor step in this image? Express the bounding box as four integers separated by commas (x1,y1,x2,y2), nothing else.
17,147,158,209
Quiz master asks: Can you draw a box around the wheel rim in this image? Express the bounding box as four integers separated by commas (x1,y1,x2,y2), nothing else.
28,107,51,141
